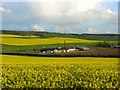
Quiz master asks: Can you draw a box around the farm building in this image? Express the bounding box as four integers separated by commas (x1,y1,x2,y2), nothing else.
111,44,120,48
52,47,77,53
75,46,90,51
67,47,76,52
40,48,54,53
54,48,67,53
41,46,90,53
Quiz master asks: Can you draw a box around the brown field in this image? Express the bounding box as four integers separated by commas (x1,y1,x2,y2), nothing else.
53,48,120,57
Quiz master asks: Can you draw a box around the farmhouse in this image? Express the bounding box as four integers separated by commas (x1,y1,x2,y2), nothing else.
53,47,63,53
54,48,62,53
76,46,90,51
66,47,76,52
41,46,90,53
111,44,120,48
54,47,77,53
40,48,54,53
54,48,67,53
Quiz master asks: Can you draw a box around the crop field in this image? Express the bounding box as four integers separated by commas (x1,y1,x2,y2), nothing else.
0,34,39,38
1,55,119,88
1,32,119,89
2,55,118,64
1,34,100,45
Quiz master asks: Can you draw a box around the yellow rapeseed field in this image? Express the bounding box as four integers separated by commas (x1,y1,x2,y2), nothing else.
1,55,119,88
0,34,99,45
0,34,38,38
1,55,118,64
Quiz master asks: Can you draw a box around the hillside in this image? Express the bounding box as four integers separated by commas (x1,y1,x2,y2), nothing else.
1,30,120,41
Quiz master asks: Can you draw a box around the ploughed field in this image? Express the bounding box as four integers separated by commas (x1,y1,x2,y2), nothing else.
1,55,119,88
52,48,119,57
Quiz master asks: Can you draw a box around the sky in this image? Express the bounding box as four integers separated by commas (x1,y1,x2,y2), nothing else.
0,0,119,34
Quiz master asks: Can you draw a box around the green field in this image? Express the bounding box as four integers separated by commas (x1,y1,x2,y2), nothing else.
1,33,118,53
1,34,99,53
0,34,97,53
2,43,96,53
2,55,119,88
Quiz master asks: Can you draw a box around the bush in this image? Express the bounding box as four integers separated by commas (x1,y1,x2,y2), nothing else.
96,41,111,48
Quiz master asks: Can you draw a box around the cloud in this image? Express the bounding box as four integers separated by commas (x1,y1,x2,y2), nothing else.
29,2,117,33
0,7,11,13
29,0,102,18
2,1,118,34
2,0,119,2
54,26,72,33
106,31,112,34
89,8,117,24
86,27,97,34
32,24,45,31
29,2,117,26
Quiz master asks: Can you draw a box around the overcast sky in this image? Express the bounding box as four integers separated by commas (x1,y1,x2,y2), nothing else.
1,0,119,34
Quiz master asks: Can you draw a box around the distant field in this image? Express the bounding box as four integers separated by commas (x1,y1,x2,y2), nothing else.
2,55,119,88
1,33,119,57
2,30,119,41
1,34,101,45
0,34,38,38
